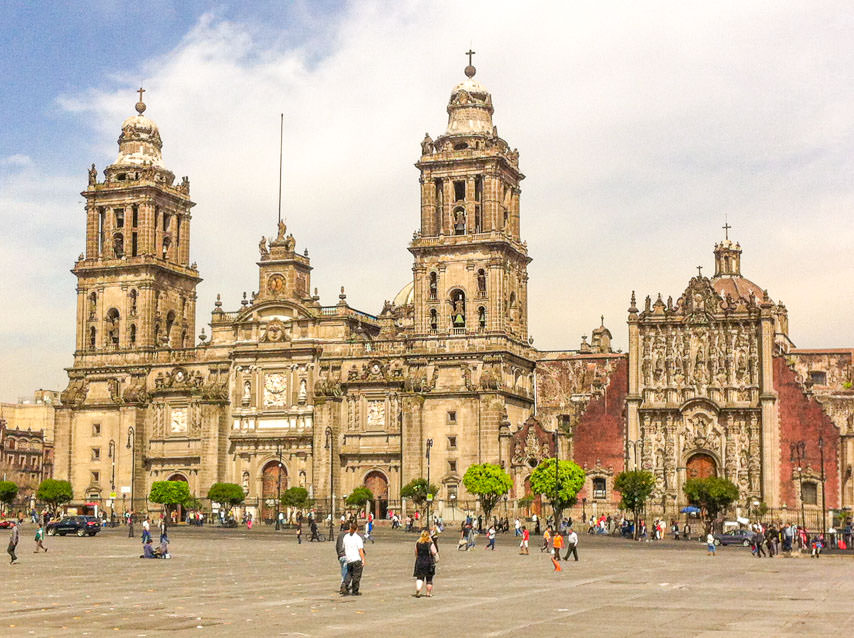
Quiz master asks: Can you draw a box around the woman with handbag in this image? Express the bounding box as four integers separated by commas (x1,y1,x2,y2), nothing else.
413,529,438,597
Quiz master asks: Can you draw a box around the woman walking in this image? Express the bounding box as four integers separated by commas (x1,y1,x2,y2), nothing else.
413,529,438,597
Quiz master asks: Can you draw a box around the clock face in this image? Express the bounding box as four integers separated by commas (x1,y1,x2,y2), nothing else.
267,274,285,295
175,370,185,382
371,363,381,375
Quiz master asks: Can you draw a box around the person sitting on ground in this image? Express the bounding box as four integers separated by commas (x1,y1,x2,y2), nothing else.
140,538,157,559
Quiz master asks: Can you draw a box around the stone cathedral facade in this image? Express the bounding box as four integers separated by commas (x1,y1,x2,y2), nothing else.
54,63,853,522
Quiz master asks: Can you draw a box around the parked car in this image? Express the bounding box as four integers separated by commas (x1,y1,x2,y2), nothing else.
713,529,753,546
46,516,101,537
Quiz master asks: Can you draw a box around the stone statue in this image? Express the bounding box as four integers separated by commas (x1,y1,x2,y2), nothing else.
258,236,268,257
277,219,287,241
421,132,434,155
88,163,97,185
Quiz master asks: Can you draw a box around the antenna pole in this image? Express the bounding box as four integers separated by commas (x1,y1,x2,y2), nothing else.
277,113,284,225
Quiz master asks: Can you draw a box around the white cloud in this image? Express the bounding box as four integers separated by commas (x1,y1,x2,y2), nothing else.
3,0,854,400
0,154,32,167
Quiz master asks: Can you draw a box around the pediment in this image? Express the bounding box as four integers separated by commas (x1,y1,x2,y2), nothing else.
232,299,314,325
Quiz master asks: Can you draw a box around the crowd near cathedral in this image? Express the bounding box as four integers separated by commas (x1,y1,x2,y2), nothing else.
8,54,849,524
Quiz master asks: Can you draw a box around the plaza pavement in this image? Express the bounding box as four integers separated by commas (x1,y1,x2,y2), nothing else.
2,523,852,637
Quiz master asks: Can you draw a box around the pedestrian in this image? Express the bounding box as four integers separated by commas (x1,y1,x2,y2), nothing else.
810,534,823,558
141,517,151,543
706,531,716,557
33,524,47,553
563,527,578,562
413,529,438,598
551,528,563,571
364,514,375,544
309,518,320,542
541,527,551,553
7,522,19,564
296,520,303,544
335,525,349,587
246,513,253,530
340,521,366,596
672,520,680,541
485,524,496,550
128,512,135,538
514,518,521,537
519,526,529,555
533,513,540,536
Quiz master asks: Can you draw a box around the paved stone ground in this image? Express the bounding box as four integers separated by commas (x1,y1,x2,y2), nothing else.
2,523,852,637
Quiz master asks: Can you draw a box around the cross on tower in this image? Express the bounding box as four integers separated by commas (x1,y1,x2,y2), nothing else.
466,49,476,66
722,221,732,240
697,265,703,277
137,87,146,102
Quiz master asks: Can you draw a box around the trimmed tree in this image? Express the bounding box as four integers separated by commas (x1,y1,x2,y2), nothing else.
0,481,18,513
613,470,656,538
36,479,73,510
346,486,374,508
683,476,739,531
207,482,245,517
529,458,585,523
280,486,311,510
462,463,513,520
400,478,440,510
149,480,191,518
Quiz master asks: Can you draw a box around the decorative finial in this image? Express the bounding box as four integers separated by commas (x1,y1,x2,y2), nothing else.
696,265,703,277
214,293,222,309
339,286,347,301
241,291,248,306
600,315,604,327
135,87,146,114
464,48,476,78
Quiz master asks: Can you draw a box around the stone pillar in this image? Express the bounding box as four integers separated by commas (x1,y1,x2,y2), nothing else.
759,301,779,506
626,301,641,452
86,205,99,259
420,178,435,236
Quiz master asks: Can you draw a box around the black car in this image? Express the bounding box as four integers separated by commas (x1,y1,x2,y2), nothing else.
712,529,753,546
47,516,101,537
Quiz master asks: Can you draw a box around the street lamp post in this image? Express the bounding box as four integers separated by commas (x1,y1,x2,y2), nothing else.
553,431,562,525
325,427,334,542
275,443,283,531
126,426,135,535
819,436,827,538
108,439,116,526
790,441,807,531
425,438,433,528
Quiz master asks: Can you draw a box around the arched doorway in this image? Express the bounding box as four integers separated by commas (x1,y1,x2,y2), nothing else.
261,461,287,523
686,453,717,479
167,473,188,523
364,470,389,519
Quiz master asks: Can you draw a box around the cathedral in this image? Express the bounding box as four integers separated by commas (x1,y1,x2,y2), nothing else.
54,60,853,524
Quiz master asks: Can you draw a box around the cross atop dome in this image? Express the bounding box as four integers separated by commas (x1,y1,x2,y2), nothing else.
465,48,476,78
135,87,146,114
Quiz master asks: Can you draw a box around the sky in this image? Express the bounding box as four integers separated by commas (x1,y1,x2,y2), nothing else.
1,1,852,401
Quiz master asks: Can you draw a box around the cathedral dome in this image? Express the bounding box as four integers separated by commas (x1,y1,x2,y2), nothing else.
113,95,165,168
709,237,769,302
446,66,494,136
392,281,414,307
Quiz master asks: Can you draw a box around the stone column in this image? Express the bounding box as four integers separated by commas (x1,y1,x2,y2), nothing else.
759,301,779,506
420,177,435,236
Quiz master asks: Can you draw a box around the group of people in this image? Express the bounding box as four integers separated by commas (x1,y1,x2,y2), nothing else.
137,515,171,559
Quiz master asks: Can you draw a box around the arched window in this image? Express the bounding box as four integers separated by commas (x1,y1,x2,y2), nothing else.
88,292,97,319
478,306,486,330
477,269,486,294
165,311,175,346
430,308,438,331
449,289,466,327
106,308,120,348
129,324,137,346
89,326,97,349
429,272,438,300
592,477,607,499
453,207,466,235
161,237,171,260
129,289,138,316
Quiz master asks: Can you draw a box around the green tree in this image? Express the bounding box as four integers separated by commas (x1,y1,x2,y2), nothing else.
36,479,73,509
462,463,513,520
149,480,191,518
529,458,585,522
0,481,18,513
683,476,739,530
207,482,245,516
280,486,311,509
613,470,656,538
400,478,440,509
346,486,374,508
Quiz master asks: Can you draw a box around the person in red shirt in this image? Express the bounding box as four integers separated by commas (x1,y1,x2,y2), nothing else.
519,526,530,555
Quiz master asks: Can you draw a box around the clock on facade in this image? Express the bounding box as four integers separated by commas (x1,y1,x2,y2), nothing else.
267,274,286,295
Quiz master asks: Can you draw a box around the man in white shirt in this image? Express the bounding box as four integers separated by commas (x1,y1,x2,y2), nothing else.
564,527,579,561
340,521,366,596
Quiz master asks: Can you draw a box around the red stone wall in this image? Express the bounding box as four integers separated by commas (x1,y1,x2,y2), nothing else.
570,357,628,500
774,356,840,508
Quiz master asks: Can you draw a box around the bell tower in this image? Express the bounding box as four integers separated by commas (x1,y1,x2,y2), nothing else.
73,90,201,359
409,53,530,341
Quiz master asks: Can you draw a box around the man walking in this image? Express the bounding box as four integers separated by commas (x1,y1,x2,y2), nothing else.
340,521,366,596
141,517,151,543
564,526,579,561
309,517,320,542
7,522,19,564
485,524,496,550
335,525,349,590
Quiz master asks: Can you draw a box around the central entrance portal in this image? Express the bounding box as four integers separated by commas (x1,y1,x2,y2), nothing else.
364,471,389,519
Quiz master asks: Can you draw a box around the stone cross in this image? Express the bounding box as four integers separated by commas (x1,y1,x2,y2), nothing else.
466,49,476,66
137,87,146,102
697,265,703,277
722,221,731,240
